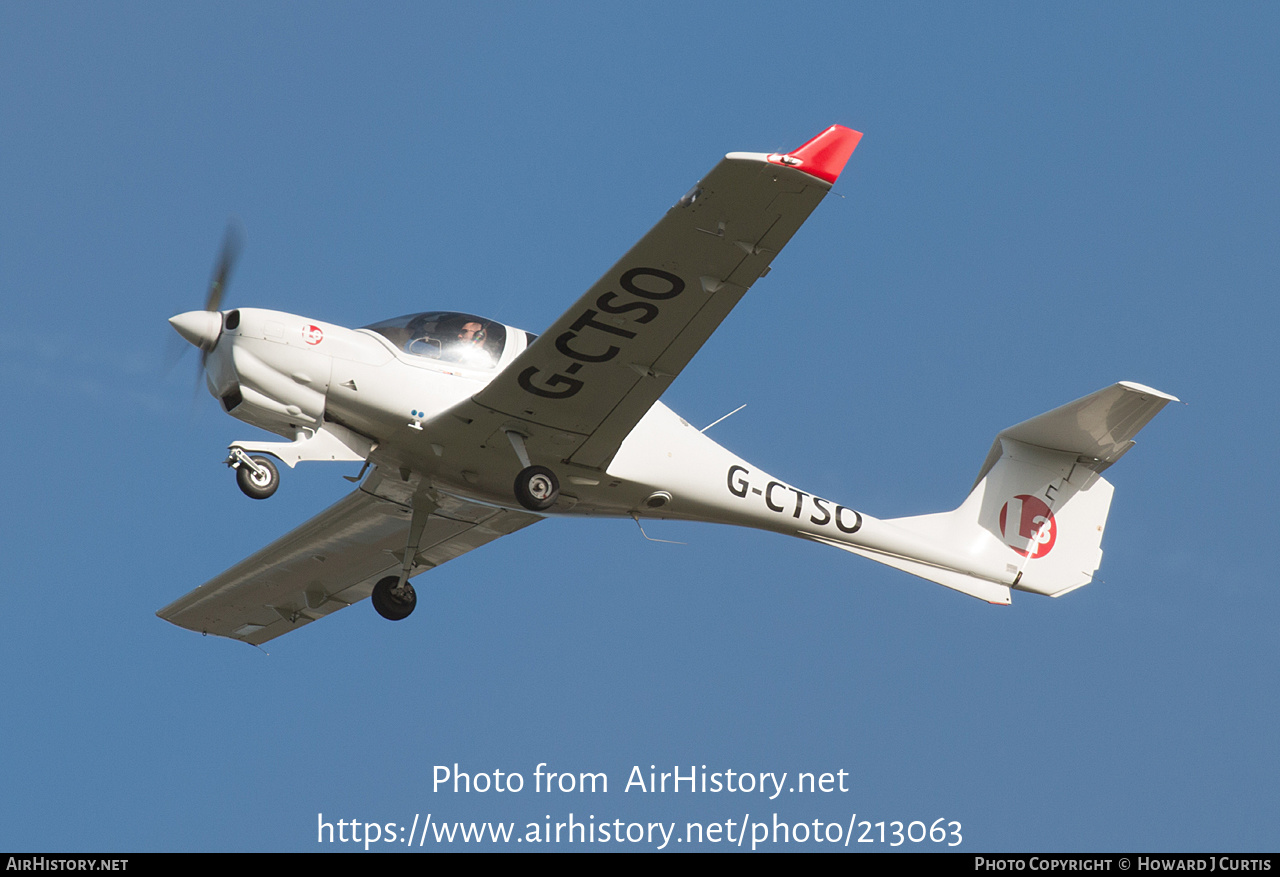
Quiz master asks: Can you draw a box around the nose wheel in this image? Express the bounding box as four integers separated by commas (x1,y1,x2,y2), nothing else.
514,465,560,512
371,575,417,621
232,453,279,500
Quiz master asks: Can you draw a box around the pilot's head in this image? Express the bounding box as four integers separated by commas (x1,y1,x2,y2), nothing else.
457,321,485,344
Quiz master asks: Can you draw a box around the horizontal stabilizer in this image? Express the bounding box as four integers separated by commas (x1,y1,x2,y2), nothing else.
973,382,1178,488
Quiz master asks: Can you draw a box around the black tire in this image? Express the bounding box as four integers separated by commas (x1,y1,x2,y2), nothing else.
235,455,279,499
371,576,416,621
514,465,559,511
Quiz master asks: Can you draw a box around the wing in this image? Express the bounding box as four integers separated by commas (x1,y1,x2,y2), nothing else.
156,469,541,645
454,125,862,471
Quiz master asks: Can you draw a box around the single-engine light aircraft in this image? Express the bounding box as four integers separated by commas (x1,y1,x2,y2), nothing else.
160,125,1176,645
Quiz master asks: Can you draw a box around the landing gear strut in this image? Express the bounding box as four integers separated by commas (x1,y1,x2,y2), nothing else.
514,465,559,511
229,450,279,500
372,482,435,622
371,576,416,621
504,430,560,512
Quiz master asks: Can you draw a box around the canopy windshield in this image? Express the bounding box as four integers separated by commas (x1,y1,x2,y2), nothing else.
363,312,507,369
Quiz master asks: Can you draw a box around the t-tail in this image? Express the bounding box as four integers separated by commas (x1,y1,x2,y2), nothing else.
818,382,1177,604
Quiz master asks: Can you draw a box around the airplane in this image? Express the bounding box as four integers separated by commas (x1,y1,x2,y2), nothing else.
159,124,1177,646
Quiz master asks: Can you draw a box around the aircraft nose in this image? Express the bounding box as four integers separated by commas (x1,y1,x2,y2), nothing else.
169,310,222,350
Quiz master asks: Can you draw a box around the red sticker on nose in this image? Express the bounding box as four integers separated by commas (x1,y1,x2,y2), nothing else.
303,325,324,345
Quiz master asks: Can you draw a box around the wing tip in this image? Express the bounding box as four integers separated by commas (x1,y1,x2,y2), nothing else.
769,124,863,184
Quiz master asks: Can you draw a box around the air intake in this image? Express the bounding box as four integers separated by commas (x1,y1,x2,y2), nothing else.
220,385,243,412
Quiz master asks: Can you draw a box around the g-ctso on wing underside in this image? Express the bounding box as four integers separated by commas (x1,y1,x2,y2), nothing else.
463,126,863,473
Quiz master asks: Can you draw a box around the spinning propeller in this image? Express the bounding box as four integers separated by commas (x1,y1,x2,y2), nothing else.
169,222,243,383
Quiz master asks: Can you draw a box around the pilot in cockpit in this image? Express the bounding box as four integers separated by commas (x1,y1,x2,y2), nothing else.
408,316,495,368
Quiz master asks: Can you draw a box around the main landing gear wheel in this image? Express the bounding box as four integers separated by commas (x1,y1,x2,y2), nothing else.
371,576,417,621
514,465,559,512
235,455,279,500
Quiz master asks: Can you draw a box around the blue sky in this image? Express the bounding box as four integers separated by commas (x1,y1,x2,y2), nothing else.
2,2,1277,851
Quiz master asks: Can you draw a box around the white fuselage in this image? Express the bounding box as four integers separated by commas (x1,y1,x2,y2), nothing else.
200,307,1016,591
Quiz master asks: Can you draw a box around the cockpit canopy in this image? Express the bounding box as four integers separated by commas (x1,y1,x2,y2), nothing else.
363,312,507,370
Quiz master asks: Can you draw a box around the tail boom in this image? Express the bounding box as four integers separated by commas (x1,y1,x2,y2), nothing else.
610,383,1174,605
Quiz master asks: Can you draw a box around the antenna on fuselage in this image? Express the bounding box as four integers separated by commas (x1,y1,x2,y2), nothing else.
630,513,686,545
700,404,746,434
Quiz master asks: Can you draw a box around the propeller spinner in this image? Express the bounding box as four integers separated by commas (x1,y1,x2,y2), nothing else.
170,221,243,377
